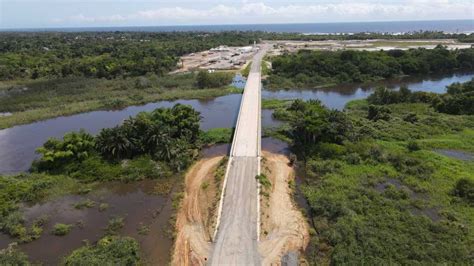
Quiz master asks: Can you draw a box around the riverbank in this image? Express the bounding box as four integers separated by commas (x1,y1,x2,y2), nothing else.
0,75,242,130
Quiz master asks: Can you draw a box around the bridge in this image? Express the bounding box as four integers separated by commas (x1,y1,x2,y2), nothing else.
210,45,269,265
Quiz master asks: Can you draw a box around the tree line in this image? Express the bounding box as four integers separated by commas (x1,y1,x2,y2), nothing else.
0,31,260,80
268,46,474,88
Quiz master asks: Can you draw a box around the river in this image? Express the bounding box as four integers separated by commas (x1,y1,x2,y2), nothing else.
0,72,472,174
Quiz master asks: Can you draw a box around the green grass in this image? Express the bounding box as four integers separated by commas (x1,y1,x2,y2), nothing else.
261,98,294,109
200,128,234,146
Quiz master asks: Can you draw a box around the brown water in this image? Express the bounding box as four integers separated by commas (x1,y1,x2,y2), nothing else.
0,72,472,174
0,179,176,265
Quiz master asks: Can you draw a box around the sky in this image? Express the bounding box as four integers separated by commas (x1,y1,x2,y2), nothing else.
0,0,473,29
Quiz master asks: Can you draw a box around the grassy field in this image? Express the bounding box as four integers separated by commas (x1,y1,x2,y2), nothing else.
0,74,242,129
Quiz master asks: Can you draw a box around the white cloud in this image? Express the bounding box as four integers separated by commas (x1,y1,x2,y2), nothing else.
52,1,474,25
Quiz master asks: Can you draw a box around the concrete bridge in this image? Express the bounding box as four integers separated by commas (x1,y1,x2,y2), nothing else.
210,45,269,265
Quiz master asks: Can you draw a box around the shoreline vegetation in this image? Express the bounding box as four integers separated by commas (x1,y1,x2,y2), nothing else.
266,46,474,89
0,72,239,129
261,79,474,264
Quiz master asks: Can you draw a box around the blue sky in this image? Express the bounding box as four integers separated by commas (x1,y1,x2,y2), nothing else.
1,0,473,29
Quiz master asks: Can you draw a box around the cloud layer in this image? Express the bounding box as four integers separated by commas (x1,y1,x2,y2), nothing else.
49,1,473,25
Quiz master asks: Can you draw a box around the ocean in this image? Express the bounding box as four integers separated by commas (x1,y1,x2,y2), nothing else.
3,20,473,34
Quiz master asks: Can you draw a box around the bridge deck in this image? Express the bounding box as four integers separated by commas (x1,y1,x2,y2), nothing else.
210,45,267,265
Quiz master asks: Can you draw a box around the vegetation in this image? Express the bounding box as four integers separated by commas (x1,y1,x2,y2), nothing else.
0,244,30,265
63,236,140,265
196,71,233,89
273,93,474,264
0,73,242,129
268,46,474,88
32,104,200,179
0,32,260,80
368,79,474,115
0,173,78,242
104,217,125,235
1,105,201,246
200,128,234,146
52,223,73,236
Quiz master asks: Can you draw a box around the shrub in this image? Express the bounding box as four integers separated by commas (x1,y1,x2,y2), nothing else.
255,174,271,189
196,71,233,89
63,236,140,265
403,112,418,123
318,143,346,159
453,178,474,204
367,105,391,121
33,130,96,172
407,140,421,152
52,223,73,236
307,160,342,178
105,217,124,235
0,243,30,265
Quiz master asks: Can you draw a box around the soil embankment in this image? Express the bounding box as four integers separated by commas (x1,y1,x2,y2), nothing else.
259,152,310,265
172,156,224,265
173,152,309,265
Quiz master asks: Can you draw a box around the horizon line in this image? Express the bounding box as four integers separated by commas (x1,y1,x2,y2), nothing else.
1,19,473,32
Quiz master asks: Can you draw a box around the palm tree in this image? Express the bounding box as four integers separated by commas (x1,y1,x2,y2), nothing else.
96,127,133,160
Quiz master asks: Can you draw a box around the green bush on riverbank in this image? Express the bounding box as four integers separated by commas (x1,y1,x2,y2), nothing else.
272,88,474,263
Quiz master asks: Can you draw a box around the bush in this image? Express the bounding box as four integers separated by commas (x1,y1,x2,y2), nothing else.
403,112,418,123
196,71,233,89
367,105,391,121
0,243,30,265
453,178,474,204
33,130,96,172
104,217,124,235
307,160,342,178
63,236,140,265
52,223,73,236
407,140,421,152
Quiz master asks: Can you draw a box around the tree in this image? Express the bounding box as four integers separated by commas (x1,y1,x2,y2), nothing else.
33,130,95,171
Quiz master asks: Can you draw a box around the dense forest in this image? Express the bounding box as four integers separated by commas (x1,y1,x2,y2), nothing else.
1,31,473,80
268,46,474,88
0,31,260,80
268,80,474,264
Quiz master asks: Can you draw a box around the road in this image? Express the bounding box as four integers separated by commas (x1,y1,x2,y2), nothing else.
210,45,269,265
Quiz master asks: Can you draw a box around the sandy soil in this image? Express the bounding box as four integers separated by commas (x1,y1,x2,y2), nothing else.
259,152,310,265
172,156,223,266
173,152,309,265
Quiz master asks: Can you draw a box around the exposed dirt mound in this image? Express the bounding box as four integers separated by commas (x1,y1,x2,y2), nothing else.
259,152,310,265
172,156,223,265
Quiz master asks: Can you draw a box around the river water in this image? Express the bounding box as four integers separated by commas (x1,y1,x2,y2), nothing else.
0,72,472,174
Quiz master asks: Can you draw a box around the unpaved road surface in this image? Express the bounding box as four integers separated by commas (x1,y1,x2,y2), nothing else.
210,45,270,265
